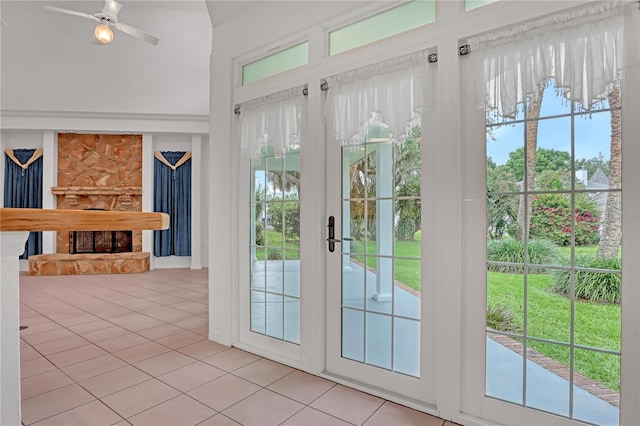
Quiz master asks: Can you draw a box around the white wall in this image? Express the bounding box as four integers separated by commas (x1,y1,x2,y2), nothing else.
207,1,627,425
0,1,212,116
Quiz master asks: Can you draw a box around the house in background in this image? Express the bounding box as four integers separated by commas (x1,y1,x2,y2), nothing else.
2,1,639,425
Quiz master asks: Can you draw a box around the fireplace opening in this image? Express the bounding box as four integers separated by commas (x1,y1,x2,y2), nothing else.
70,230,133,254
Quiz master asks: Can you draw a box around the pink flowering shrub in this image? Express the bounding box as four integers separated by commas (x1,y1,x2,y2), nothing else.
529,193,601,246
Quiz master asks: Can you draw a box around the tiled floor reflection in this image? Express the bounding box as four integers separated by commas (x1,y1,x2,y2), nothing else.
19,269,452,426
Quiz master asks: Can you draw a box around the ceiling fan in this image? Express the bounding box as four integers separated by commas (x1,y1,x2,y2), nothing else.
43,0,159,45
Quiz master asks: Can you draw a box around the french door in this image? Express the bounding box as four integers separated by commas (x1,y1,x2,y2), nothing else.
324,121,435,404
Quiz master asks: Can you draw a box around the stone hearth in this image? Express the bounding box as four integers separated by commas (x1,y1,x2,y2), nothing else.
28,252,150,275
29,133,150,276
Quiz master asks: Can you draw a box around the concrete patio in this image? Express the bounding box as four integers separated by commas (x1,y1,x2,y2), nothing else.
252,259,619,425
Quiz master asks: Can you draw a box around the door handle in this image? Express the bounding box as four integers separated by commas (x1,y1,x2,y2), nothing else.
327,216,340,252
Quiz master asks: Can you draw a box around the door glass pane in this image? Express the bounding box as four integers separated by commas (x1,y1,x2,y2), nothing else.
341,123,422,377
365,312,392,369
393,318,420,376
250,147,300,345
343,308,364,362
485,80,621,425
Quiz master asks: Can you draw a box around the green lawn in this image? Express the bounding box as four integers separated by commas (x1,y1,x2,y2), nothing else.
488,272,620,391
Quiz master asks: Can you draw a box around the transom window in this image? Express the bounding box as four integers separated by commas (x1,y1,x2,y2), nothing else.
328,1,435,56
242,42,309,85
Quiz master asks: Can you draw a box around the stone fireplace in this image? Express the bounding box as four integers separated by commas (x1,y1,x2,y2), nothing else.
29,134,151,275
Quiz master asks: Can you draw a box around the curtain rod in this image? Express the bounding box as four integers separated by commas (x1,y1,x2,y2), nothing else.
234,86,308,115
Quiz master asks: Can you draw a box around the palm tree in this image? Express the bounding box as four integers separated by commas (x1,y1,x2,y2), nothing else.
597,84,622,259
515,80,546,241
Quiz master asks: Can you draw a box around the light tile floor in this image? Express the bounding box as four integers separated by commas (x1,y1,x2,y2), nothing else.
19,269,453,426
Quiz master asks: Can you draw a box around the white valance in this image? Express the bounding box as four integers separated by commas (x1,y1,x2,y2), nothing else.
325,52,430,145
239,86,307,159
469,1,633,117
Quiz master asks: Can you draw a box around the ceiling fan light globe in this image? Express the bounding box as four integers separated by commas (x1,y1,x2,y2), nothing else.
94,24,114,44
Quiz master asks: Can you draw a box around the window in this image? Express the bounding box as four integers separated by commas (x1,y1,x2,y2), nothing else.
242,42,309,85
328,1,435,56
465,0,497,11
485,79,622,425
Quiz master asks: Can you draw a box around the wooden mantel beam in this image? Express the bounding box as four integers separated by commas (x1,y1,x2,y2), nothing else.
0,208,169,232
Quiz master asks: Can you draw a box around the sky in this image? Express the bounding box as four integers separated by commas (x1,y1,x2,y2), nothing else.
487,84,614,167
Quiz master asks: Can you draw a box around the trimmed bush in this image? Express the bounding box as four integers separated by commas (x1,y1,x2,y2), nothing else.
487,304,521,333
487,238,560,273
552,255,621,304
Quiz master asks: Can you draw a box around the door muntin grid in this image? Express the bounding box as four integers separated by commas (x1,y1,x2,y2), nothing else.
340,128,422,377
250,149,301,345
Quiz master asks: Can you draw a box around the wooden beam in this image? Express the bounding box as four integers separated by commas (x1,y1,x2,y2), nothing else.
0,208,169,232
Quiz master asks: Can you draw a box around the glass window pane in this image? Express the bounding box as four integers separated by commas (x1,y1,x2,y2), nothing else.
329,1,436,56
242,42,309,85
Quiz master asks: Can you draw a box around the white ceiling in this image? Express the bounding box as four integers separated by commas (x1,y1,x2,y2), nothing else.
0,1,256,117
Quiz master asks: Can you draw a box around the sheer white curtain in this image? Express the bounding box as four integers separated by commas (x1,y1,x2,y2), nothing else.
325,51,433,145
468,1,636,118
239,85,307,160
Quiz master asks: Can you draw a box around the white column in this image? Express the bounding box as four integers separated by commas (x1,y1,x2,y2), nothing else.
42,131,56,253
373,143,393,302
0,231,29,426
191,135,202,269
209,49,234,346
142,133,154,269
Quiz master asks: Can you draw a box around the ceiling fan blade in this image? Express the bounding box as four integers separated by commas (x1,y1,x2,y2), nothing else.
102,0,123,18
113,22,159,45
43,5,100,22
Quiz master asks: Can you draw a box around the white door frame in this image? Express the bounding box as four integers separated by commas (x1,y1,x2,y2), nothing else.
208,1,639,424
